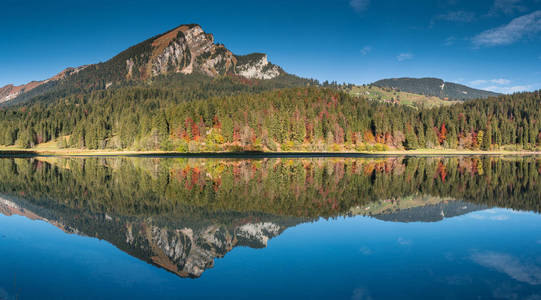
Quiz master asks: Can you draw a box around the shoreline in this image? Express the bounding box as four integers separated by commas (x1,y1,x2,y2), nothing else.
0,148,539,158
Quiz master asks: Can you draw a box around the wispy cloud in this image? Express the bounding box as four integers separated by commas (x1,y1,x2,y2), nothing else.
432,11,476,25
360,46,372,55
396,53,414,61
488,0,528,16
0,288,15,300
469,78,532,94
492,78,512,85
444,36,456,46
469,213,510,220
471,80,489,86
397,237,412,245
470,78,511,86
482,85,533,93
359,246,373,255
473,11,541,47
351,287,373,300
350,0,370,13
471,251,541,285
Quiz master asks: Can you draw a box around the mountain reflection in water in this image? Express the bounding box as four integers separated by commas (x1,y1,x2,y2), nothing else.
0,156,539,279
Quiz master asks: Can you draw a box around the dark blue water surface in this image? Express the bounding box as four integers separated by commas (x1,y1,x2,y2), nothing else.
0,156,540,299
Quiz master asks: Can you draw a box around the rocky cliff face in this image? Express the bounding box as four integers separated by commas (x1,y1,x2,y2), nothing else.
133,221,283,278
128,24,282,80
0,85,20,103
236,54,281,80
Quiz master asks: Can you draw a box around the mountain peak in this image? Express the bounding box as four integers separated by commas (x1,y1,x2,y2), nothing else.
123,23,281,81
1,24,284,105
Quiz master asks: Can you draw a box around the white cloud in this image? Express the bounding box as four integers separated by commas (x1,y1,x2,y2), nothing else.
360,46,372,55
350,0,370,13
471,79,511,86
473,11,541,47
482,85,533,93
469,214,510,220
432,11,476,25
488,0,528,16
396,53,414,61
471,252,541,285
491,78,512,85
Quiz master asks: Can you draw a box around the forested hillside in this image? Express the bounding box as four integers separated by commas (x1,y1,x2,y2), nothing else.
373,78,500,100
345,84,459,108
0,79,539,152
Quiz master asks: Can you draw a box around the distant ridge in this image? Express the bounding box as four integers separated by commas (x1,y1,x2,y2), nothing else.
372,77,501,100
0,66,88,104
373,201,487,223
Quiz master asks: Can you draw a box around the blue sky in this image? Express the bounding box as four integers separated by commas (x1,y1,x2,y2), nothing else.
1,0,541,93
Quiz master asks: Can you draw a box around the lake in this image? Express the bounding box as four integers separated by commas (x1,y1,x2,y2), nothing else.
0,156,540,299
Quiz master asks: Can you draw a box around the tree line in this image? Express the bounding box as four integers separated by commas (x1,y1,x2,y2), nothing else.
0,81,539,151
0,157,539,218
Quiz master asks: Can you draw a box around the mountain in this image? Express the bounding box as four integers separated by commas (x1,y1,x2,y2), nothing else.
372,201,486,223
0,66,88,104
0,24,288,105
372,77,501,100
0,194,301,278
349,195,487,222
346,84,460,108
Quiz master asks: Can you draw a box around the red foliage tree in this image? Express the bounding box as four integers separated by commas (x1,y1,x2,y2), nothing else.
438,123,447,144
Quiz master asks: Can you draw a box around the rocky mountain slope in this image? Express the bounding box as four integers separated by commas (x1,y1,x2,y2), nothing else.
373,77,500,100
0,66,87,104
0,24,285,105
124,24,282,81
0,194,300,278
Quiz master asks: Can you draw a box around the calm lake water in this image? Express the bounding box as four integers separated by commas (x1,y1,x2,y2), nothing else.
0,156,540,299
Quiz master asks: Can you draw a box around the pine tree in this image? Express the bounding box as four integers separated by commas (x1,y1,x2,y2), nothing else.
405,124,419,150
481,127,492,150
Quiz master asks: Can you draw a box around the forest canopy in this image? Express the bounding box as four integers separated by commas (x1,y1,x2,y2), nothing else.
0,76,539,152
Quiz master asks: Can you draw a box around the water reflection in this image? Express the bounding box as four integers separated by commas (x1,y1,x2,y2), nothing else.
0,156,539,280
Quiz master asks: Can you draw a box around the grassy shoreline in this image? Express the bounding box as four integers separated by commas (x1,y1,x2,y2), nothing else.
0,147,539,157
